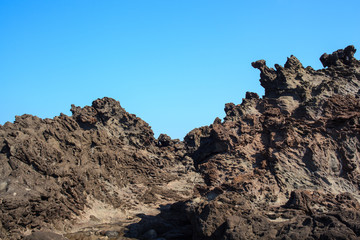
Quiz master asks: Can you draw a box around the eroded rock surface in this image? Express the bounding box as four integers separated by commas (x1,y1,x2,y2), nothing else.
0,98,202,239
1,46,360,239
183,45,360,239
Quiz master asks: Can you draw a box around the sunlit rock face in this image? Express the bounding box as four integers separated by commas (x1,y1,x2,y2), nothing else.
1,46,360,240
0,97,202,239
184,45,360,239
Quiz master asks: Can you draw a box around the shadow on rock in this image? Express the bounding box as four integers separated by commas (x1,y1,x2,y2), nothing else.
125,201,192,240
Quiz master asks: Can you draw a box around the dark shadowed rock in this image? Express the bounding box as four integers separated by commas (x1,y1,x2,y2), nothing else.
142,229,157,239
320,45,357,67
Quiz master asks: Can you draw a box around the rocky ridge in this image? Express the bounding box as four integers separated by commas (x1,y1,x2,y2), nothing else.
184,45,360,239
0,98,202,239
1,45,360,239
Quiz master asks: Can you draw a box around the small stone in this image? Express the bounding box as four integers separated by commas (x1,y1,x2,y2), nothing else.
0,181,7,191
89,215,100,222
104,230,119,238
158,134,172,147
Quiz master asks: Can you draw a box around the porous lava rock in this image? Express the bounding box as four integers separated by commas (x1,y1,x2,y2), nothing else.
0,97,201,239
184,45,360,239
1,46,360,240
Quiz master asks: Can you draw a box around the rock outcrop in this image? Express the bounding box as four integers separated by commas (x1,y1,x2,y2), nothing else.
1,46,360,239
0,97,202,239
183,45,360,239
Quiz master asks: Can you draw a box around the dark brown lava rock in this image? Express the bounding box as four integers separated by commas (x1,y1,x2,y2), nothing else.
184,45,360,239
0,97,201,239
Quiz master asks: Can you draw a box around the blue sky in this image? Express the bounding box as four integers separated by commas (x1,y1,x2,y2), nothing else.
1,1,359,139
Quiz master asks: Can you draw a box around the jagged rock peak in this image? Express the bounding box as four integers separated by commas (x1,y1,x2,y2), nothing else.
251,45,360,108
70,97,126,126
320,45,357,67
70,97,156,147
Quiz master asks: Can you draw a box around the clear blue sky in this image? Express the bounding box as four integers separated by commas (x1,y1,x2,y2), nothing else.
1,1,359,139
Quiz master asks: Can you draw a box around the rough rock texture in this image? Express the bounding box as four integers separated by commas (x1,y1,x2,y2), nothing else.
0,97,202,239
183,45,360,239
1,45,360,239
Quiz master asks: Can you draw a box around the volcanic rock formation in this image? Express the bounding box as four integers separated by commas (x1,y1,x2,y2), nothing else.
1,45,360,239
184,45,360,239
0,98,202,239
